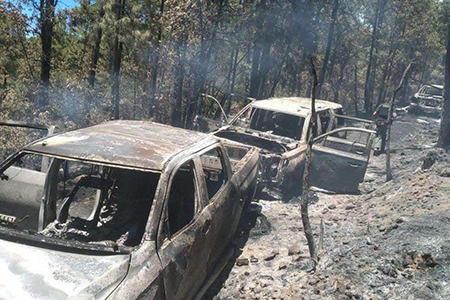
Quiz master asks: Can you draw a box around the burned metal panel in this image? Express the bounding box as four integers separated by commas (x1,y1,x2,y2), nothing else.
0,238,130,300
0,166,46,231
309,128,375,193
158,210,212,300
249,97,341,118
309,146,368,193
109,241,164,300
25,121,218,171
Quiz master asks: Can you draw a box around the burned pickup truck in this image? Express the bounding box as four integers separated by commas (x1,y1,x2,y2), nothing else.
0,121,259,300
409,84,443,118
213,97,375,197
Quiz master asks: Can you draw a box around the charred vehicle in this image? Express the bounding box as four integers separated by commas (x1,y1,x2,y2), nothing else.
213,97,375,196
409,84,443,118
0,121,259,300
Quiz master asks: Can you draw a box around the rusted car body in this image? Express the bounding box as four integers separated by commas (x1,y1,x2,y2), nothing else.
213,97,375,196
0,120,259,300
409,84,443,118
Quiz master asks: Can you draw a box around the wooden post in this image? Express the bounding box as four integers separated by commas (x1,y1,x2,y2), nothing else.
386,61,414,181
301,58,318,269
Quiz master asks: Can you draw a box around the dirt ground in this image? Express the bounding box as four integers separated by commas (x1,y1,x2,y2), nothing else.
203,114,450,300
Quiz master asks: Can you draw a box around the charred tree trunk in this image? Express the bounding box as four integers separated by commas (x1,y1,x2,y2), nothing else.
249,44,262,99
354,64,359,116
317,0,339,98
185,0,225,128
377,48,396,106
111,0,125,120
171,39,186,127
386,62,413,181
249,0,267,99
439,21,450,148
301,58,318,270
363,0,386,116
333,62,346,103
327,34,339,87
258,37,272,98
38,0,56,106
84,4,105,124
88,5,105,87
269,43,292,97
149,0,165,118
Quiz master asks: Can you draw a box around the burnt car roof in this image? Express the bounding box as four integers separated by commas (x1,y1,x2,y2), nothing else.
25,120,217,171
251,97,342,117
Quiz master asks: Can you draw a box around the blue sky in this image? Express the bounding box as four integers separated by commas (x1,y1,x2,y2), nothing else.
8,0,79,16
58,0,79,10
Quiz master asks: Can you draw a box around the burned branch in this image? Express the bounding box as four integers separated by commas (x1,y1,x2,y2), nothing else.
386,61,414,181
300,58,318,270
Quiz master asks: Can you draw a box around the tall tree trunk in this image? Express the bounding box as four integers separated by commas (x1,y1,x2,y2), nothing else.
149,0,165,118
363,0,384,116
317,0,339,98
354,64,359,116
171,39,186,127
258,39,272,98
301,58,318,270
249,44,262,98
249,0,267,99
84,3,105,124
88,4,105,87
111,0,125,120
333,62,345,103
386,62,413,181
439,21,450,148
377,46,396,106
39,0,56,106
185,0,225,128
327,34,339,86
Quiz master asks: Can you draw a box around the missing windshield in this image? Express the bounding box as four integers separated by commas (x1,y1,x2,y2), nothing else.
0,153,160,249
233,107,305,141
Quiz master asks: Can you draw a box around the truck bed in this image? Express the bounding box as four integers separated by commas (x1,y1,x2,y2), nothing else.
221,139,257,173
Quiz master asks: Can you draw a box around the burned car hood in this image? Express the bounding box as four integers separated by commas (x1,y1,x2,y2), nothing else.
0,238,130,300
214,128,290,154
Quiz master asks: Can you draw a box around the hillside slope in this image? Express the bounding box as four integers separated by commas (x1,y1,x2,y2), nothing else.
204,114,450,300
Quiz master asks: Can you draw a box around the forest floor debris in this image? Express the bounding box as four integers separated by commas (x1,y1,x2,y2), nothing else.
203,114,450,300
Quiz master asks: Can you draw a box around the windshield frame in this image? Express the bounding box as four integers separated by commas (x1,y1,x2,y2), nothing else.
229,105,307,142
0,150,162,254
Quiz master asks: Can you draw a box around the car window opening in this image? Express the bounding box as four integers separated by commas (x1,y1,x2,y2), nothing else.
200,148,228,200
249,108,305,140
231,107,305,141
428,86,442,97
0,153,160,248
167,161,196,236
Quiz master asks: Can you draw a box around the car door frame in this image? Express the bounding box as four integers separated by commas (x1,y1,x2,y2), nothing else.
309,127,376,193
156,155,212,300
196,143,240,273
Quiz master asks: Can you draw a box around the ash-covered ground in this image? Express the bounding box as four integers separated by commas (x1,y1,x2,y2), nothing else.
204,114,450,300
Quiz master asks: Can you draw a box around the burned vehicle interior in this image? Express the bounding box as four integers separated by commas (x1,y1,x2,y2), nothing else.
0,139,244,252
0,152,160,249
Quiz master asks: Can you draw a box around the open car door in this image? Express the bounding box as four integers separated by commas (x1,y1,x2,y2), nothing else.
193,94,229,132
309,127,376,194
0,121,55,171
